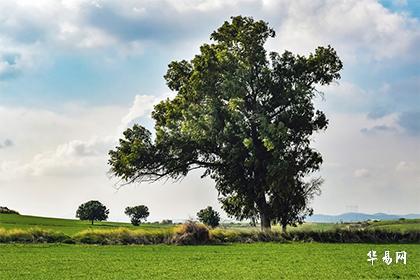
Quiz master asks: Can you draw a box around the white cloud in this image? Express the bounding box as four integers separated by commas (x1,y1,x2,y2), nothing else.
354,168,371,178
0,93,162,180
28,137,114,177
120,94,158,127
0,94,222,221
312,111,420,214
266,0,419,62
396,161,417,172
0,0,417,79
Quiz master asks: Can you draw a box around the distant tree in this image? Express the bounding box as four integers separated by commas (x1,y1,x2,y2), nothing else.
76,200,109,225
0,206,19,215
125,205,150,226
197,206,220,228
160,219,173,225
108,16,342,231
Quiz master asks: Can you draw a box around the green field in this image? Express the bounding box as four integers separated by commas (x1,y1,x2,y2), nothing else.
1,214,420,279
0,214,172,235
0,243,418,279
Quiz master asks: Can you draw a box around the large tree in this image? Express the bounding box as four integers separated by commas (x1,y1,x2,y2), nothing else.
109,16,342,231
76,200,109,225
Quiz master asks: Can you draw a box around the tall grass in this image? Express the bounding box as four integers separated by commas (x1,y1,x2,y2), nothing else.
0,227,69,243
210,228,285,243
73,227,175,245
1,225,419,245
284,228,420,243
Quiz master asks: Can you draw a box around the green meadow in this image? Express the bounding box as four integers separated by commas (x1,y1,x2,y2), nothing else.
0,243,419,280
0,214,171,235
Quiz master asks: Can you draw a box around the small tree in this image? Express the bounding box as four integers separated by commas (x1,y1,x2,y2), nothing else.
76,200,109,225
125,205,149,226
197,206,220,228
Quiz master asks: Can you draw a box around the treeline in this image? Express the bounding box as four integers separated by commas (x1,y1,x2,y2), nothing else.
1,222,419,245
0,207,19,215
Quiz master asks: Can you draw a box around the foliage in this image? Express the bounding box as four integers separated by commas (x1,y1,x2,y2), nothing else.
0,206,19,214
73,228,174,245
172,221,210,245
108,16,343,230
197,206,220,228
0,227,69,243
76,200,109,225
210,228,284,243
124,205,150,226
272,178,323,232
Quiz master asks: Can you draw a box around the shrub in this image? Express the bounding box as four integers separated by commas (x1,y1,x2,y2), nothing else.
0,227,69,243
210,228,286,243
73,227,174,245
172,221,210,245
161,219,173,225
210,228,242,243
282,228,420,243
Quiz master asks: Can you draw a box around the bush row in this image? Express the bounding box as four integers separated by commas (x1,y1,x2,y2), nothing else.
73,228,174,245
284,229,420,243
0,228,69,243
1,223,419,245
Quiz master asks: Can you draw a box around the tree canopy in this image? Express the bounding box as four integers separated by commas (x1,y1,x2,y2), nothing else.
108,16,342,230
125,205,150,226
76,200,109,225
197,206,221,228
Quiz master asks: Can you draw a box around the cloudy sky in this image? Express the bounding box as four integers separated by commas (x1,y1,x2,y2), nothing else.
0,0,419,222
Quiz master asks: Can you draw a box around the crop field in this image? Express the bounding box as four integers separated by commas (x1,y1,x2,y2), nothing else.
0,243,419,279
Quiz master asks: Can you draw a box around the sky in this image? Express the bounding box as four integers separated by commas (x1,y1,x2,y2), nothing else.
0,0,419,222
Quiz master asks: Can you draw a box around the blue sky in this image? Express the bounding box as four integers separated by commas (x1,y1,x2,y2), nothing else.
0,0,419,221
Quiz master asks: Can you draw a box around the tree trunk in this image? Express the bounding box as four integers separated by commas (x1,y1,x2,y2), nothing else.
260,212,271,231
91,220,94,225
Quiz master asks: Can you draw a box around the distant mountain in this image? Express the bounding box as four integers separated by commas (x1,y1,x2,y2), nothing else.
306,212,420,223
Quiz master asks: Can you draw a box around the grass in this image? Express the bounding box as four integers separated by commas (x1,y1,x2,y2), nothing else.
0,243,419,279
0,214,172,235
